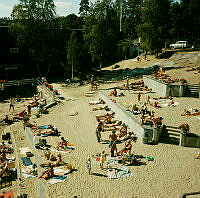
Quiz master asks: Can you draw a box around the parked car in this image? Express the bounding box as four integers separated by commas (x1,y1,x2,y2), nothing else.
170,41,188,49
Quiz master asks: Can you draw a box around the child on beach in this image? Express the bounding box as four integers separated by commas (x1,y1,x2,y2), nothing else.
86,157,92,175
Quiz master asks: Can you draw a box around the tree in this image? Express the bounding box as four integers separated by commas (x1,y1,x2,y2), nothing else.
83,0,120,69
79,0,90,17
67,31,80,79
9,0,57,77
120,0,142,40
137,0,171,56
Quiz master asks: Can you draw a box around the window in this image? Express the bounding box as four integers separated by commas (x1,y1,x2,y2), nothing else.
10,48,19,53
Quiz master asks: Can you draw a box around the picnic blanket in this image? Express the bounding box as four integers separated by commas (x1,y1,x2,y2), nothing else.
107,166,132,179
21,157,33,166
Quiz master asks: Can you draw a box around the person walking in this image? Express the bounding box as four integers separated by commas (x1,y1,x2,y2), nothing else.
9,97,15,112
137,92,141,103
86,157,92,175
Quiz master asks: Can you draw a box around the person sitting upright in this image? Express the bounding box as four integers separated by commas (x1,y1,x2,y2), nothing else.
109,88,117,97
119,140,133,156
118,123,127,138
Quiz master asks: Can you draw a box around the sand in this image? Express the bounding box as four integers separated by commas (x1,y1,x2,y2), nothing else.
0,52,200,198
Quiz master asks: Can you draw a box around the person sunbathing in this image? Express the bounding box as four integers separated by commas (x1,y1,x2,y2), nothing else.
53,154,63,166
56,137,74,151
120,132,138,142
181,108,200,116
119,140,132,156
194,152,200,159
39,163,54,180
105,120,122,127
0,115,13,125
131,104,140,114
92,105,110,111
152,117,163,127
109,88,117,97
117,123,127,138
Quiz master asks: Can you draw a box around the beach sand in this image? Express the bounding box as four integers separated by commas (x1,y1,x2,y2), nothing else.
0,53,200,198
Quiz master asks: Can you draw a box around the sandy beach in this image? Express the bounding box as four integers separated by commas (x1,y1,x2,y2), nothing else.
0,53,200,198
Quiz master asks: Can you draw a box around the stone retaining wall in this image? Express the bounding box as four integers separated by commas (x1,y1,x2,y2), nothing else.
37,85,55,104
99,91,161,144
143,75,185,97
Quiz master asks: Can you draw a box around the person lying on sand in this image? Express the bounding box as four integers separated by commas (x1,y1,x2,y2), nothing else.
104,120,122,127
120,132,138,142
96,113,115,124
194,152,200,159
53,154,63,166
181,108,200,116
55,137,74,151
92,105,110,111
0,115,13,125
39,163,54,180
117,123,127,138
109,88,117,97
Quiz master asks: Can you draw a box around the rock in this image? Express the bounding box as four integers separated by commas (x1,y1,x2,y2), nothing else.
69,110,78,116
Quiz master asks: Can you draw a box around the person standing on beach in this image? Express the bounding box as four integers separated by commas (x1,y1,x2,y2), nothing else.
9,97,15,112
86,157,92,175
125,77,130,91
100,150,106,169
147,95,150,104
138,92,141,103
110,141,117,157
27,104,31,116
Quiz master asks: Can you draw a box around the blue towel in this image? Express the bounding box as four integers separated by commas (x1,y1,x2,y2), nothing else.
21,157,33,166
37,125,51,129
52,175,67,180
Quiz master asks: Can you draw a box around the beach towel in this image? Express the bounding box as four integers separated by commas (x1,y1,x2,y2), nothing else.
162,102,179,107
116,166,132,178
21,157,33,166
107,169,117,179
50,149,70,154
37,125,51,129
19,147,31,155
48,175,67,184
53,168,69,176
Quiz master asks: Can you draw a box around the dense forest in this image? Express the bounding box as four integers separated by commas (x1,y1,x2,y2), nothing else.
0,0,199,80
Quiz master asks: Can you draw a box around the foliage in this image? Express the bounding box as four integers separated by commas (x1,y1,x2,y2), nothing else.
137,0,171,56
83,0,120,69
9,0,57,77
66,31,80,79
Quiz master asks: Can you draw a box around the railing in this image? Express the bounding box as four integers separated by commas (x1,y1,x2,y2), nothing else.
0,78,37,90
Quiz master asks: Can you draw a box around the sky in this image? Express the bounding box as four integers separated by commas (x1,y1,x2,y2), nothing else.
0,0,84,18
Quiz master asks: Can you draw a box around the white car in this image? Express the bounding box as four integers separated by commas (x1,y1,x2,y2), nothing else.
170,41,188,49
